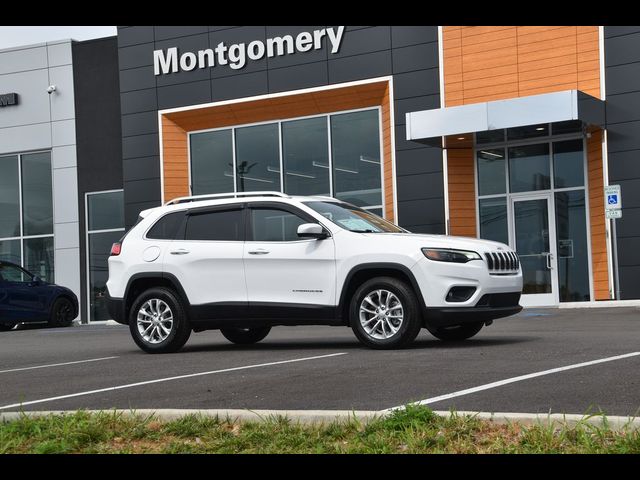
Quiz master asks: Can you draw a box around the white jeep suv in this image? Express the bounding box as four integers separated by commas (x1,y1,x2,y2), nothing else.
106,192,523,353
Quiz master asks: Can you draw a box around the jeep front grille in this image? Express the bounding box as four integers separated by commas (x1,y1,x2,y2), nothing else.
484,251,519,274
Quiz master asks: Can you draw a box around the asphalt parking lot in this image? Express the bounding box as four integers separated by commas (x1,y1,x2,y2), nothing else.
0,307,639,417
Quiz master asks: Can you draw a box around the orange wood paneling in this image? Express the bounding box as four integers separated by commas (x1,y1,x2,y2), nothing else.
587,130,610,300
446,147,476,237
442,26,601,106
160,81,396,222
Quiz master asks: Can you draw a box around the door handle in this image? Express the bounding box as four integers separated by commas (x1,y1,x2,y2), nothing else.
170,249,190,255
543,252,553,269
248,250,270,255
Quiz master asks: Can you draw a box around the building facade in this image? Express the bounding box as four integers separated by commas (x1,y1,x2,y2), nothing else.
3,26,640,322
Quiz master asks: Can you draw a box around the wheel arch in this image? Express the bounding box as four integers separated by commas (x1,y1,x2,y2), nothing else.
338,263,426,325
123,272,190,322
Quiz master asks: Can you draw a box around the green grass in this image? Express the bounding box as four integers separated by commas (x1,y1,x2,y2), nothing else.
1,405,639,454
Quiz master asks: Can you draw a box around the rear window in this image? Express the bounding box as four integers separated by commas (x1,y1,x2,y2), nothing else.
184,209,243,241
146,212,185,240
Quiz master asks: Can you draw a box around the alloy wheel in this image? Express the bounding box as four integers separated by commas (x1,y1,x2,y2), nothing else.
359,289,404,340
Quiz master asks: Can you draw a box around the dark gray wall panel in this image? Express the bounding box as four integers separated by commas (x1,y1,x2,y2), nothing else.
615,178,640,209
618,266,640,299
123,156,160,181
393,68,439,99
331,26,390,58
154,26,208,41
209,26,237,32
328,50,392,84
397,197,445,226
396,172,444,202
605,91,640,124
120,89,158,115
121,111,158,138
392,42,439,74
118,26,154,48
265,26,328,69
402,223,446,234
617,237,640,266
122,133,159,159
605,26,640,38
208,27,268,78
606,120,640,152
613,207,640,238
391,26,438,48
157,80,212,110
124,178,161,204
605,32,640,67
125,200,161,227
395,147,443,176
394,95,440,125
119,42,155,70
119,65,156,92
268,61,328,93
210,71,269,101
395,125,425,151
608,150,640,182
604,63,640,96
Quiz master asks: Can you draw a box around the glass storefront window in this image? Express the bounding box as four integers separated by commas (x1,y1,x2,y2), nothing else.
479,197,508,244
86,190,124,322
553,139,584,189
282,117,330,196
0,239,21,265
509,143,551,192
190,129,234,195
477,148,506,195
476,129,505,144
0,155,20,238
23,237,54,283
555,191,590,302
88,190,125,231
21,152,53,236
235,123,280,192
331,110,382,207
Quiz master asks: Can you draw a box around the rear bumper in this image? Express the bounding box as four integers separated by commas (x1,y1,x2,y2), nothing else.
423,292,523,327
106,291,127,325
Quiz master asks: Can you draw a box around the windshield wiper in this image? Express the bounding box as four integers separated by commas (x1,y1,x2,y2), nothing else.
350,229,378,233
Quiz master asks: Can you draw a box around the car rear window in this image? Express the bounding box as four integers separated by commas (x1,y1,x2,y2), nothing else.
184,208,243,241
146,212,185,240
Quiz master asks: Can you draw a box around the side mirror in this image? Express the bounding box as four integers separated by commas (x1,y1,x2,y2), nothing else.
32,276,42,285
297,223,328,240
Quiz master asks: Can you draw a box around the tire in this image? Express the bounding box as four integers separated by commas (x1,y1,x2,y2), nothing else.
129,287,191,354
0,323,15,332
49,297,75,327
220,326,271,345
349,276,422,349
426,322,484,341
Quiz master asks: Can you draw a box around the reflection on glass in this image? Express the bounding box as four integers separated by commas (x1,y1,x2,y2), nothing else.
552,120,582,135
507,124,548,140
23,237,54,283
88,191,124,231
89,231,122,321
479,197,508,244
251,209,307,242
0,239,21,264
509,144,551,192
21,152,53,236
331,110,382,207
282,117,330,196
555,191,590,301
514,199,551,294
235,123,280,192
553,139,584,189
477,148,506,195
190,129,234,195
0,156,20,238
476,129,505,144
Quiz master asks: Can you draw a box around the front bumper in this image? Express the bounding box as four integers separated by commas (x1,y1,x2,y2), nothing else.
423,292,522,327
105,290,127,325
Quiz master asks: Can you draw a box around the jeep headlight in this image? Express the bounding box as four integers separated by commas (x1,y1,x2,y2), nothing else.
422,248,482,263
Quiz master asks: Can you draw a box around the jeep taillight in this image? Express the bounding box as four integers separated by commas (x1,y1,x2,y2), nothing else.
110,242,122,256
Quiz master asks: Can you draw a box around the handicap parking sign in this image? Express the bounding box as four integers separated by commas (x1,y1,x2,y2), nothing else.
604,185,622,213
608,194,618,205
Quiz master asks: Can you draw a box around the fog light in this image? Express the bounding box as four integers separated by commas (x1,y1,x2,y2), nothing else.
446,286,476,302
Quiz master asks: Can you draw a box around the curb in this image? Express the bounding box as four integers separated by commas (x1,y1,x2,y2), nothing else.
1,409,639,430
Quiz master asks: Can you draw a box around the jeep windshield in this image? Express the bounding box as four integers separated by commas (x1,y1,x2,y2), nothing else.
304,201,406,233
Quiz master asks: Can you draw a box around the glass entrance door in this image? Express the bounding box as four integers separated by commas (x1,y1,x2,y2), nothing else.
510,194,559,307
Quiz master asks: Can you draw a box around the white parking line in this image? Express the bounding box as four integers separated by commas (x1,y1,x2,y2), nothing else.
383,351,640,412
0,352,347,411
0,357,119,375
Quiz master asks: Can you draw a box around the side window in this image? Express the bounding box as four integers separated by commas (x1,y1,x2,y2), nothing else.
184,209,243,241
0,264,28,283
146,211,185,240
250,208,308,242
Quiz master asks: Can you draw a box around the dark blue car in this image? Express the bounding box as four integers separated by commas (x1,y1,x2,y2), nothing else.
0,261,78,331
